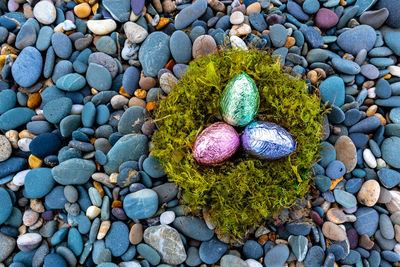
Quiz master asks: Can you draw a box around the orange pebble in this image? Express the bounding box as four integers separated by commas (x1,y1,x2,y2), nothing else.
164,59,175,71
92,3,99,15
134,89,146,99
284,36,295,48
383,74,391,79
90,138,96,144
146,101,156,112
374,113,386,125
366,105,377,116
91,88,99,95
119,86,131,98
93,181,104,198
329,177,343,190
112,200,123,208
155,17,170,30
74,3,91,18
27,93,41,109
28,154,43,169
257,235,269,246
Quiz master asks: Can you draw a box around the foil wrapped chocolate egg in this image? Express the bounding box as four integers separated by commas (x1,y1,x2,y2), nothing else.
241,121,297,160
220,72,260,127
193,122,240,166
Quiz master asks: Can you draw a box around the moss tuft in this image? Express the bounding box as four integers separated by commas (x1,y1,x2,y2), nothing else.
152,49,324,238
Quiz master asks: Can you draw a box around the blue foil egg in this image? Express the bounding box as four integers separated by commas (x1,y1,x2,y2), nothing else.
241,121,297,159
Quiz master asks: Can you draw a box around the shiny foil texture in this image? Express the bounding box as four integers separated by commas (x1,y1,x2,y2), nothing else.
220,72,260,127
193,122,240,166
241,121,297,160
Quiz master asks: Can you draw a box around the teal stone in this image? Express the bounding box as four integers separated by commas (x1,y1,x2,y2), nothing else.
41,86,65,104
11,47,43,87
97,263,118,267
52,158,96,185
375,96,400,107
172,216,214,241
331,57,361,75
381,136,400,168
334,189,357,208
0,89,16,114
60,115,81,137
142,156,166,178
43,97,72,124
68,228,83,256
105,221,130,257
51,227,68,245
36,26,53,51
13,250,37,267
303,0,320,14
355,0,378,15
95,105,110,125
319,76,345,107
0,107,35,130
5,207,22,227
288,235,308,262
123,189,158,219
137,244,161,266
385,124,400,137
319,141,336,167
118,106,148,134
384,32,400,56
0,187,12,224
23,168,55,198
104,134,148,174
390,108,400,123
95,36,117,55
220,73,260,127
86,63,112,91
314,175,332,192
82,102,96,127
56,73,86,92
44,253,67,267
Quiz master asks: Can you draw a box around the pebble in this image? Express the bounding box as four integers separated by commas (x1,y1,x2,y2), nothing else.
174,0,208,29
355,207,379,237
87,19,117,35
170,30,192,64
138,32,170,77
52,158,96,185
0,232,16,262
0,187,12,224
123,189,158,219
199,237,228,264
322,221,347,241
124,22,148,44
357,180,380,207
264,244,290,267
143,225,186,264
319,76,345,107
17,233,42,252
11,47,43,87
315,8,338,29
33,1,56,25
24,168,55,198
105,221,130,257
0,134,12,162
337,25,377,56
381,137,400,168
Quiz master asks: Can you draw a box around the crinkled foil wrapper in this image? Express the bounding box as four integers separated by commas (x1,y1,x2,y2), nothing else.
220,73,260,127
241,121,297,159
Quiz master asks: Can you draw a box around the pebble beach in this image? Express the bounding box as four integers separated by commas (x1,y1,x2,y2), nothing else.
0,0,399,266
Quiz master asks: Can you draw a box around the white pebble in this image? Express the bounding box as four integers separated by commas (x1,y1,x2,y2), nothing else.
12,169,30,186
160,211,175,225
230,11,244,25
63,20,76,31
87,19,117,35
376,158,387,169
17,138,32,152
86,206,101,220
389,66,400,77
367,87,376,98
71,104,83,115
363,148,377,168
33,1,56,25
394,244,400,257
230,36,248,50
246,259,263,267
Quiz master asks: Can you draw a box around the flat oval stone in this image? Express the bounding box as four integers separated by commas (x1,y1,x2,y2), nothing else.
172,216,214,241
24,168,55,198
86,63,112,91
143,225,186,265
56,73,86,92
138,32,171,77
11,46,43,87
122,66,140,95
319,76,345,107
0,107,35,131
105,221,129,257
17,233,42,252
51,32,72,59
36,26,53,51
381,136,400,167
52,158,96,185
174,0,208,29
123,189,158,219
199,237,228,264
264,244,290,267
43,97,72,124
170,30,192,64
87,19,117,35
0,187,12,224
334,189,357,208
337,25,376,56
354,207,378,237
378,168,400,189
104,134,148,174
29,133,61,158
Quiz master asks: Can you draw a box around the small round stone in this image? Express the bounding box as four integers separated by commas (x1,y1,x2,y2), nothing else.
160,211,175,225
357,180,380,207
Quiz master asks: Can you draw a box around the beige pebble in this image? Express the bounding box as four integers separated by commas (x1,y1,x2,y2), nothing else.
387,191,400,213
335,135,357,173
357,180,380,207
87,19,117,35
86,206,101,220
6,130,19,149
110,95,129,109
128,97,147,108
159,72,178,94
23,210,39,227
192,35,217,59
97,220,111,240
129,223,143,245
229,23,251,36
326,208,356,224
366,104,378,116
208,0,226,12
30,199,45,213
322,221,347,242
246,2,261,15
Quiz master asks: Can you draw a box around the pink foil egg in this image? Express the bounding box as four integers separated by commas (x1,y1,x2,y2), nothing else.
193,122,240,166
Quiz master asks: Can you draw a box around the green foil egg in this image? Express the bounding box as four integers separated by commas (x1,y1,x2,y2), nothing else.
220,72,260,127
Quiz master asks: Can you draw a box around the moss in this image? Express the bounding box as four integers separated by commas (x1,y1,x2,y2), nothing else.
152,49,324,239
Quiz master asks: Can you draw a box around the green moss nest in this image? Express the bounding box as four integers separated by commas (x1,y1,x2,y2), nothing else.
152,49,324,238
